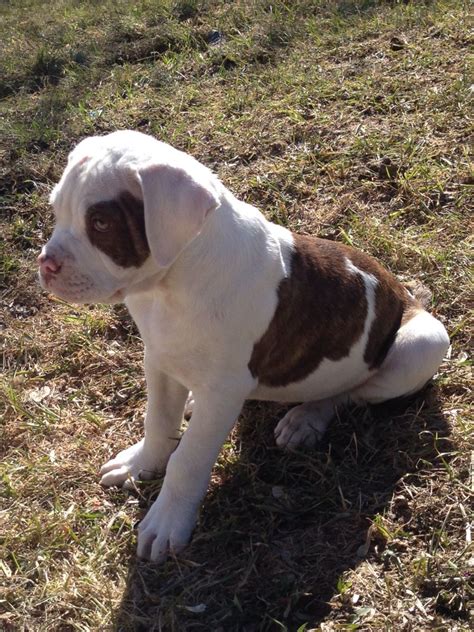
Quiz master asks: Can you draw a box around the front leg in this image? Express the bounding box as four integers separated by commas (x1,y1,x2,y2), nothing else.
137,379,252,561
100,354,189,487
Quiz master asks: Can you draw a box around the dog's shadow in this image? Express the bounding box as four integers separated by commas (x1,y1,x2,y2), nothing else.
114,386,451,631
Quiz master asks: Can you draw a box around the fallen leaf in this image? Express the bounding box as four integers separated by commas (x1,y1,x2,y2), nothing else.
184,604,206,613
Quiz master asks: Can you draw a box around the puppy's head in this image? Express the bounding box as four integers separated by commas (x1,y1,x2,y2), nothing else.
38,130,220,303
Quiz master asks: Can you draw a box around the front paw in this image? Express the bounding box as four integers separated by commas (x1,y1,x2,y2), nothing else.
100,438,169,488
137,486,198,562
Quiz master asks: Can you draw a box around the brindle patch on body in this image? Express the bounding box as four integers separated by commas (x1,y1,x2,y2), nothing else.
249,235,416,387
85,191,149,268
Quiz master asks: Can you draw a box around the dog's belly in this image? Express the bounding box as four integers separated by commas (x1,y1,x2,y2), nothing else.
250,354,374,402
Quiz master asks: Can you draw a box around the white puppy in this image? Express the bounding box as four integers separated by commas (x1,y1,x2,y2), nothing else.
38,131,449,562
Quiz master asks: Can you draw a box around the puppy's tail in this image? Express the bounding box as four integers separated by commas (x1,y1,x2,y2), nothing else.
402,279,433,308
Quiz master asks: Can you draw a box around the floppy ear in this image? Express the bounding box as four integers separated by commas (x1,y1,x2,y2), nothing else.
137,163,220,268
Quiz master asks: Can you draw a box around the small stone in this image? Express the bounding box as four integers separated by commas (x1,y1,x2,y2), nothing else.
28,386,51,403
272,486,284,498
207,30,223,46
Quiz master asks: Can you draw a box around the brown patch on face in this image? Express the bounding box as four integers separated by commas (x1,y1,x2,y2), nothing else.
85,191,149,268
249,235,416,387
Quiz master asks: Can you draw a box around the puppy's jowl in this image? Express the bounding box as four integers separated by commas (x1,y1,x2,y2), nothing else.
39,131,449,562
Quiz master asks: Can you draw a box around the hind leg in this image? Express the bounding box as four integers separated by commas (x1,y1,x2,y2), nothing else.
351,310,449,404
274,311,449,449
275,396,347,449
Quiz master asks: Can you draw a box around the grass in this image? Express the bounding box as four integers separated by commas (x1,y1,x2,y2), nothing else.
1,0,473,630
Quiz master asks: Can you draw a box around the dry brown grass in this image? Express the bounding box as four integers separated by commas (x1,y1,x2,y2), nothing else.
1,1,473,630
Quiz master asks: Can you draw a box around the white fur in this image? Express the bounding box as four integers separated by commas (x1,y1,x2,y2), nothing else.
39,131,450,562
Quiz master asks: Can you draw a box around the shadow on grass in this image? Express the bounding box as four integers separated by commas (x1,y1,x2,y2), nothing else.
114,385,450,631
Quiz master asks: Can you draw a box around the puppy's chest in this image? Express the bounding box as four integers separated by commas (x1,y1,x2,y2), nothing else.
127,294,225,382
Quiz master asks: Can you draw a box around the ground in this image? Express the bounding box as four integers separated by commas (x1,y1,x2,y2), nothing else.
0,1,472,630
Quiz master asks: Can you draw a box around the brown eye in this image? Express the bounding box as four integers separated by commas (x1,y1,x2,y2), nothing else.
92,216,110,232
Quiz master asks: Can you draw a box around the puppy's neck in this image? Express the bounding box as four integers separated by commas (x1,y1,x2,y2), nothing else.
123,269,169,299
125,189,284,311
159,192,266,291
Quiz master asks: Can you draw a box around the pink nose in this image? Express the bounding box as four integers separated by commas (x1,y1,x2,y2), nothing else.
38,252,61,280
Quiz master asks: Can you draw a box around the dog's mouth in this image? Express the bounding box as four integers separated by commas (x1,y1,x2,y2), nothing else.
38,267,125,305
108,288,125,302
38,269,56,292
